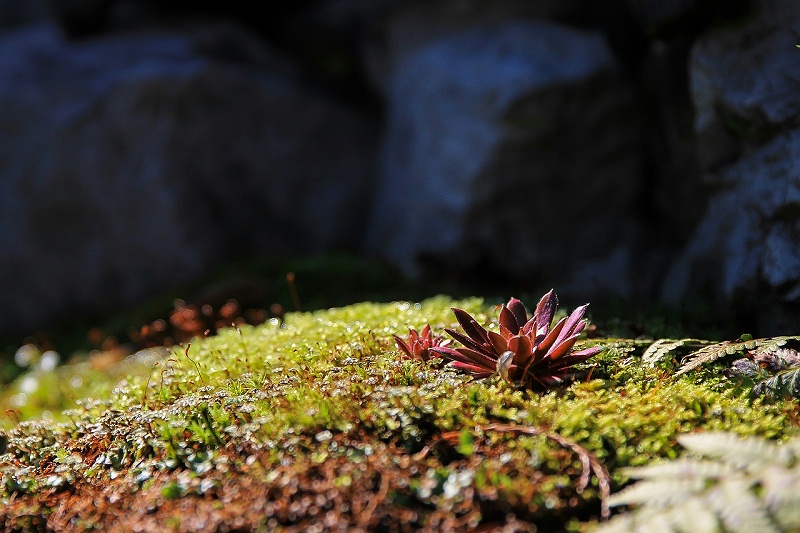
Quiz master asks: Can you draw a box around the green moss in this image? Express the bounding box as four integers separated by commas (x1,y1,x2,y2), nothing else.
1,297,799,530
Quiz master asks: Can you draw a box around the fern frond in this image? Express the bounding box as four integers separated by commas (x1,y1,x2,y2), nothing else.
676,336,800,376
618,458,734,480
642,339,710,366
608,478,707,507
676,340,758,376
593,511,635,533
752,366,800,400
644,511,678,533
600,432,800,533
761,466,800,501
761,464,800,529
678,432,793,469
707,477,777,533
602,496,721,533
774,505,800,533
756,348,800,371
775,348,800,368
664,496,721,533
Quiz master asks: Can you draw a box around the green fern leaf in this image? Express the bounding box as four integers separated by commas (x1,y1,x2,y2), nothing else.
600,432,800,533
707,477,777,533
674,343,742,376
752,366,800,400
677,432,792,469
641,339,703,366
644,508,694,533
642,338,715,366
762,466,800,530
753,336,800,356
595,511,635,532
601,499,722,533
676,336,800,376
608,478,706,507
618,459,733,482
663,496,721,533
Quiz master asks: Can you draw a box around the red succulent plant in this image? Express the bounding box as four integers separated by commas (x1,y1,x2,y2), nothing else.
393,324,451,362
431,290,601,389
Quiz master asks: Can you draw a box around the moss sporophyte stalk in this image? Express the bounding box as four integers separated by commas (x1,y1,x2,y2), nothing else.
1,293,800,531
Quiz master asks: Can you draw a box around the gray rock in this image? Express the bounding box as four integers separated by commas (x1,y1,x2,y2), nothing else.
661,0,800,330
661,129,800,308
689,0,800,168
363,0,586,92
0,23,376,335
366,21,644,297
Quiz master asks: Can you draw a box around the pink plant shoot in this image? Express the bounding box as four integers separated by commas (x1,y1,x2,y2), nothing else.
393,324,450,362
431,290,601,389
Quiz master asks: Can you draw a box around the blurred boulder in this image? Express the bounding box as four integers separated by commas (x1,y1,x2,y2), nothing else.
689,0,800,169
4,0,799,338
661,130,800,326
362,0,587,91
0,23,376,335
662,0,800,330
365,21,645,298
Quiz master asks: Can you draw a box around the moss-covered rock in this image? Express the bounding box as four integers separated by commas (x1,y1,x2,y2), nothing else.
1,297,798,531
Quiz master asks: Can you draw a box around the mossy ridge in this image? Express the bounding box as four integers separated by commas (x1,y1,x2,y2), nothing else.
0,297,799,531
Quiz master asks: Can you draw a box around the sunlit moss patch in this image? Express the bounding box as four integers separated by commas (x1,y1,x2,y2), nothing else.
1,297,799,531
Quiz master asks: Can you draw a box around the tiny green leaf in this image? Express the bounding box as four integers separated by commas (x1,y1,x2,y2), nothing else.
457,430,475,456
161,482,181,499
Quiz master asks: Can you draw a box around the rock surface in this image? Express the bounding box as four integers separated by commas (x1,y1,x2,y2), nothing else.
689,0,800,169
2,0,800,336
662,130,800,319
366,21,644,296
362,0,587,91
662,0,800,329
0,23,376,334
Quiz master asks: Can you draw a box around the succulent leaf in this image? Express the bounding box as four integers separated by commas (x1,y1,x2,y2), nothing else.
434,290,600,390
533,289,558,339
452,308,488,345
537,317,567,354
546,333,581,361
444,328,485,354
393,325,449,362
488,330,509,356
499,305,521,335
505,298,529,331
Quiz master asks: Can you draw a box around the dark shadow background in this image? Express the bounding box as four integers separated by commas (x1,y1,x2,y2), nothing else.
1,0,798,366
